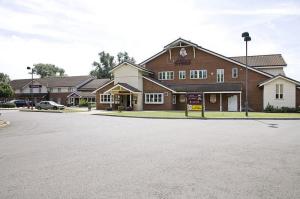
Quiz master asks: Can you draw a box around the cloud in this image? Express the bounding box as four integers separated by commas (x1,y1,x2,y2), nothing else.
0,0,300,80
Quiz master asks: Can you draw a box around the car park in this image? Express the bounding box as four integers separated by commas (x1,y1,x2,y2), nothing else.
35,101,64,110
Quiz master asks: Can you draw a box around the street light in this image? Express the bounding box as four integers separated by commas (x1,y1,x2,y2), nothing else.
242,32,251,117
27,66,34,110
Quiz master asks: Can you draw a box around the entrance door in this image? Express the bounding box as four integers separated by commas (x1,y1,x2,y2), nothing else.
228,95,238,111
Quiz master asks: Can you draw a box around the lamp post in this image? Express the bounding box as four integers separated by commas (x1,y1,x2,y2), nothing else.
242,32,251,117
27,66,34,110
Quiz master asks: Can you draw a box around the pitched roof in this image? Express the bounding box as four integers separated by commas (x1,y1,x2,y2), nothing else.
117,83,141,92
258,74,300,87
10,76,93,89
230,54,287,67
167,83,242,92
67,91,95,98
78,78,111,91
110,61,153,74
140,38,273,78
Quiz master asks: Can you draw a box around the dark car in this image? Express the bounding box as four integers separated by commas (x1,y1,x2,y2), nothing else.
8,100,31,107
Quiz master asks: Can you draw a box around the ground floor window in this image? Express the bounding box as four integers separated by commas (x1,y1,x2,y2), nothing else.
100,94,113,103
275,84,283,99
172,95,176,104
145,93,164,104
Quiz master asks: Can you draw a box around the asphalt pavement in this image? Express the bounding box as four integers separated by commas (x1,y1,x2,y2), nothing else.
0,111,299,199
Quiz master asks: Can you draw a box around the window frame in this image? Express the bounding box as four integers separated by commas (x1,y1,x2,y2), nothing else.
216,69,224,83
100,94,114,104
158,71,174,80
144,93,164,104
275,84,283,99
172,95,176,104
232,68,238,78
190,70,207,79
179,70,186,79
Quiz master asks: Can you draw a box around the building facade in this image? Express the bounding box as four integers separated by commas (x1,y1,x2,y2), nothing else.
93,38,300,111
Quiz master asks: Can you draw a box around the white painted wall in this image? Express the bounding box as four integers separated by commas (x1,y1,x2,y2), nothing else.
263,78,296,108
17,80,48,93
113,64,143,91
258,67,285,76
49,87,75,93
113,63,144,110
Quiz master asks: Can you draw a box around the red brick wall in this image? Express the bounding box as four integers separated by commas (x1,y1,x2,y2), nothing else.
143,78,174,110
49,93,70,105
144,46,269,111
95,82,114,110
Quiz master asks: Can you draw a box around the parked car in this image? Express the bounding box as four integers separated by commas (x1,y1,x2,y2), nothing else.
36,101,65,110
8,100,32,107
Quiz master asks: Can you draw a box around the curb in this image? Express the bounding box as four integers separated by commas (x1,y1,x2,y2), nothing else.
19,110,63,113
93,114,300,120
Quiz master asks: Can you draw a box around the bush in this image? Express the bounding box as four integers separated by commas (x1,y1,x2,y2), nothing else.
118,106,125,112
264,103,299,113
0,103,16,108
79,99,88,107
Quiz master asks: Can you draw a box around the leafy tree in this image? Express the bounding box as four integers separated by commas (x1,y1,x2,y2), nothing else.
90,51,135,78
33,63,65,78
0,82,13,98
117,51,136,63
0,73,10,83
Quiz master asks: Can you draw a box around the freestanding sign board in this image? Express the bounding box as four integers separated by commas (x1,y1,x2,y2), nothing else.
185,93,204,117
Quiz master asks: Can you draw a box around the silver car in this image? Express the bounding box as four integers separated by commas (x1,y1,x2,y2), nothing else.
36,101,64,110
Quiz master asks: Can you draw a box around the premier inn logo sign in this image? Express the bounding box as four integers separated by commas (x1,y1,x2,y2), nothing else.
175,47,191,65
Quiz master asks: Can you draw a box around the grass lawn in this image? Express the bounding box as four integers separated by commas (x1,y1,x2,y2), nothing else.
99,111,300,118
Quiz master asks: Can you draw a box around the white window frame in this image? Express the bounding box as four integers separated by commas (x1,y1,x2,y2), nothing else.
144,93,164,104
57,88,61,93
190,70,207,79
232,68,238,78
172,95,176,104
158,71,174,80
179,71,186,79
275,84,283,99
217,69,224,83
100,94,114,104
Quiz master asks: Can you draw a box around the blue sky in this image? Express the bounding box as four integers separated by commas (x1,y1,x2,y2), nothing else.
0,0,300,80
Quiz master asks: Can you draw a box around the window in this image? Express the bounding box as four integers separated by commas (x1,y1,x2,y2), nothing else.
217,69,224,83
68,87,73,92
276,84,283,99
144,93,164,104
100,94,114,103
57,88,61,93
190,70,207,79
179,71,186,79
48,88,53,92
158,71,174,80
172,95,176,104
232,68,238,78
38,87,41,93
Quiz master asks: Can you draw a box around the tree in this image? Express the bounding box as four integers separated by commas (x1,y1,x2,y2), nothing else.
117,51,136,63
33,63,65,78
0,82,13,98
0,73,10,83
90,51,135,78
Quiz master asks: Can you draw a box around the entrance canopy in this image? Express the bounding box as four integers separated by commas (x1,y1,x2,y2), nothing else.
104,83,141,94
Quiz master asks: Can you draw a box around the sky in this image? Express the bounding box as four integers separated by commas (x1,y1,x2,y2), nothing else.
0,0,300,80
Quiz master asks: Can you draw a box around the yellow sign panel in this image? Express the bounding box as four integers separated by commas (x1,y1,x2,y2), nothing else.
188,105,202,111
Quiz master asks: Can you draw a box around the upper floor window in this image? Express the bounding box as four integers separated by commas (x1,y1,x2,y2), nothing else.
275,84,283,99
100,94,113,103
158,71,174,80
217,69,224,83
145,93,164,104
68,87,73,92
38,87,41,93
57,88,61,93
190,70,207,79
232,68,238,78
179,71,186,79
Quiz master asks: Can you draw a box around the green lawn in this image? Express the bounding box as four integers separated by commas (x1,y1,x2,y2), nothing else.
99,111,300,118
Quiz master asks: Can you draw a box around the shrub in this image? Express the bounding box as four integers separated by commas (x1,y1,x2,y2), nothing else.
0,103,16,108
79,99,88,107
264,103,299,113
118,106,125,112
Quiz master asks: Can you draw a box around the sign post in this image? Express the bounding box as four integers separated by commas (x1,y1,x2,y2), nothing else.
186,93,204,117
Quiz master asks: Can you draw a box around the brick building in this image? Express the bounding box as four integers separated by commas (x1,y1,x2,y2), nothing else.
93,38,300,111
